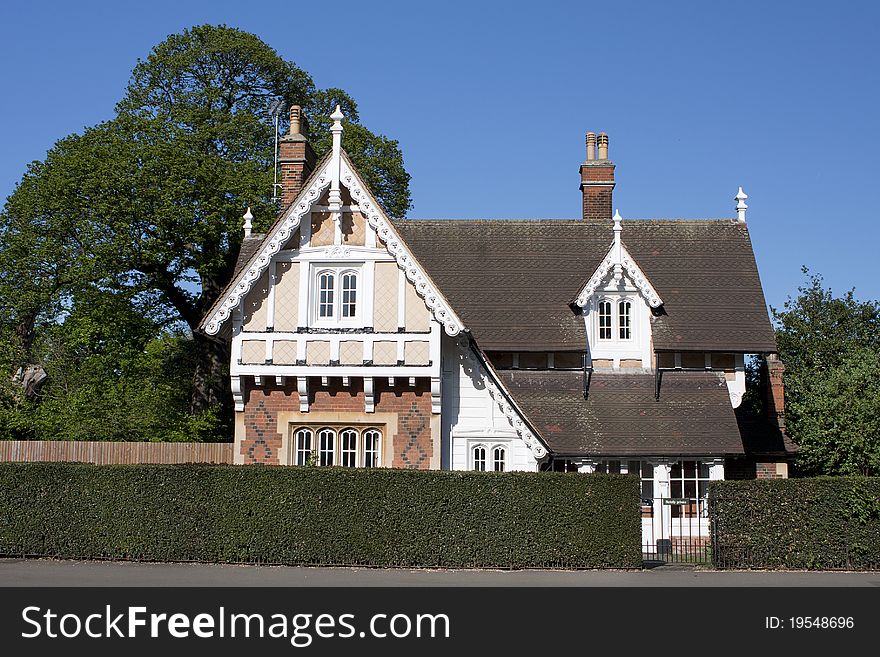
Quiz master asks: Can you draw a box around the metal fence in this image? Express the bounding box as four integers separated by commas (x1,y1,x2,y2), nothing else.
642,496,712,564
0,440,234,465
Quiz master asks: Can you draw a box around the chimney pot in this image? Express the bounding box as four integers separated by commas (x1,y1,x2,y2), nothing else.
597,132,609,160
586,132,597,161
289,105,302,136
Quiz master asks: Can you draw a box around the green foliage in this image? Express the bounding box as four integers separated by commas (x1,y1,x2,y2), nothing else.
709,477,880,569
0,290,222,442
772,269,880,476
0,464,642,569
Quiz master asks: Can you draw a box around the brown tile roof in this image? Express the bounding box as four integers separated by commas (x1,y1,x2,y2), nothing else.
393,219,777,353
497,370,746,456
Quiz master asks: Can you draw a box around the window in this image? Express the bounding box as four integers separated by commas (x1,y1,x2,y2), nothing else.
669,460,711,518
550,459,578,472
594,295,637,344
598,300,612,340
473,446,487,471
363,429,380,468
492,446,506,472
318,272,335,318
341,272,357,318
618,300,631,340
340,428,358,467
318,428,336,466
294,428,313,466
293,426,381,468
314,268,359,323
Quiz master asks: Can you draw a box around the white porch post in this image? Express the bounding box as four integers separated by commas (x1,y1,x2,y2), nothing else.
708,458,725,481
652,461,672,549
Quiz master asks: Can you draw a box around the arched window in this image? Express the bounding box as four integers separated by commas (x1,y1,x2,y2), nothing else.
618,300,631,340
492,446,506,472
318,428,335,466
317,271,335,318
340,428,358,467
294,428,313,466
363,429,381,468
598,300,612,340
473,446,487,471
341,271,358,318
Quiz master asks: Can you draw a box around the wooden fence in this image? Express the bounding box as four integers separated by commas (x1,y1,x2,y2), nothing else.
0,441,234,465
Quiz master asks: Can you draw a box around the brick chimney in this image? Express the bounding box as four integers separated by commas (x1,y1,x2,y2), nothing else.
278,105,317,209
763,354,786,433
580,131,615,222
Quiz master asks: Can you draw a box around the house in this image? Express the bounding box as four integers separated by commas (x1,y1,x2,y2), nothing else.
199,106,795,544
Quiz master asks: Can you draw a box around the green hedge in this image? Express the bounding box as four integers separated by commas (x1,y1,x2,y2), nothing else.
0,463,642,569
709,477,880,570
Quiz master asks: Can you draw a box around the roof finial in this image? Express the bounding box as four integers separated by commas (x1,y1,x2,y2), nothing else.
330,105,344,158
329,105,345,212
735,187,748,223
612,209,623,281
242,207,253,238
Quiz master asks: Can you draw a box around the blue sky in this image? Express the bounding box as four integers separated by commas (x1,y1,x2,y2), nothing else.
1,0,878,311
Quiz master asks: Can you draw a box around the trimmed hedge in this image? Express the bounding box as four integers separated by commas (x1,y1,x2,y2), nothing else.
709,477,880,570
0,463,642,569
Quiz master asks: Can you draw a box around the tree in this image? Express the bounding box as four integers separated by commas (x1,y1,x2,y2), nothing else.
772,269,880,475
0,25,411,437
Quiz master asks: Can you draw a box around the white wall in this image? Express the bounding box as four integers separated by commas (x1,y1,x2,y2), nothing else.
440,334,539,472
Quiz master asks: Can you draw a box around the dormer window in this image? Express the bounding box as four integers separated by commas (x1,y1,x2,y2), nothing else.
618,300,631,340
598,300,612,340
597,296,633,342
313,266,360,325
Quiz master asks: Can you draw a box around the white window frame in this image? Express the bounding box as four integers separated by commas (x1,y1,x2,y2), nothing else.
618,299,632,340
311,265,361,327
362,428,381,468
292,426,382,468
318,427,336,466
340,428,359,467
472,444,487,471
491,445,506,472
294,428,313,466
593,294,637,346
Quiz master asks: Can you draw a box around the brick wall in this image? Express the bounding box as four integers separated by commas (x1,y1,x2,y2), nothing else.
726,457,789,480
240,377,434,468
580,161,615,222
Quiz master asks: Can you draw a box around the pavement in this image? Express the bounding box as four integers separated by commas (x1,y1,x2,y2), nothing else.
1,558,878,586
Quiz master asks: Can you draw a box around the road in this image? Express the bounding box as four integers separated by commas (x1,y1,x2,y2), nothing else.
1,558,877,586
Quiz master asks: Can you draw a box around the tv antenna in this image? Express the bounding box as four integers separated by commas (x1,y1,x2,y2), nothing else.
268,99,287,204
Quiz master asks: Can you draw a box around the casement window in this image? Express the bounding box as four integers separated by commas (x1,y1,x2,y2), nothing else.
618,300,631,339
294,428,313,466
363,429,381,468
313,267,360,324
340,428,358,467
293,426,382,468
598,300,612,340
318,428,336,466
594,295,634,343
472,444,507,472
492,446,506,472
472,445,487,471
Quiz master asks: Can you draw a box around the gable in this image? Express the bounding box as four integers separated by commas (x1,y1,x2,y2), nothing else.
200,143,465,339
